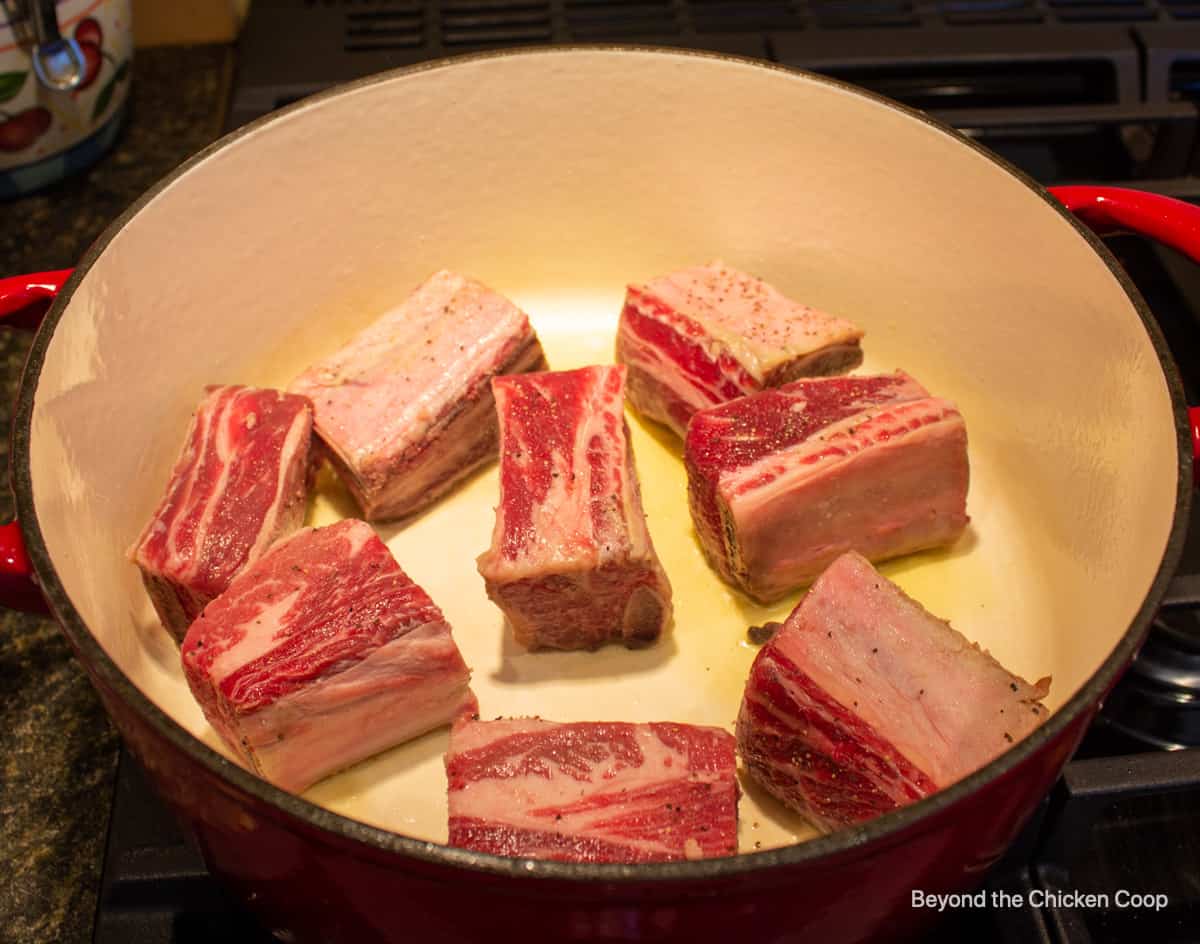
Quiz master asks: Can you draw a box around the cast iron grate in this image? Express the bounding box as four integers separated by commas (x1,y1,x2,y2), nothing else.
297,0,1190,23
283,0,1200,59
232,0,1200,182
289,0,1200,36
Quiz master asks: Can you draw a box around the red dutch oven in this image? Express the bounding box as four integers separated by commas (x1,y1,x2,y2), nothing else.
2,48,1199,943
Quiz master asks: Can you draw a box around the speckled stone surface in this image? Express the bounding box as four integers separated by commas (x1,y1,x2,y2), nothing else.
0,45,231,944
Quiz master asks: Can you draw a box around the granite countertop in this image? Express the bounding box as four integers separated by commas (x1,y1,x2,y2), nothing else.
0,45,232,944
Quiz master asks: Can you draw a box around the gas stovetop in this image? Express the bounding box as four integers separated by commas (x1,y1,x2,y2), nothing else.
90,11,1200,943
229,0,1200,190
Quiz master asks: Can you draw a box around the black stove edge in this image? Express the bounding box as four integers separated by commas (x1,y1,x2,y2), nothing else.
1038,749,1200,870
93,750,271,944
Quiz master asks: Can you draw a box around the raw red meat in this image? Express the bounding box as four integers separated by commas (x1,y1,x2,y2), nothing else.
685,370,969,602
130,385,314,642
181,519,474,793
446,717,739,862
615,261,863,436
476,365,672,650
290,270,547,521
737,551,1050,831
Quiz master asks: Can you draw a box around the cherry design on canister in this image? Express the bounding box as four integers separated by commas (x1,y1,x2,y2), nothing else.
73,18,105,91
0,107,51,152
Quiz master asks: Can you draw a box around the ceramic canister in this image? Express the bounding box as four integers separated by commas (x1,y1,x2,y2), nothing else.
0,0,133,198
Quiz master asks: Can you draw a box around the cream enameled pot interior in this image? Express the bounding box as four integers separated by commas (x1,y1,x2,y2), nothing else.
28,49,1178,852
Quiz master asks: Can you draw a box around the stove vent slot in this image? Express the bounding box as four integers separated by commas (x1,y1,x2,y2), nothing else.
938,0,1042,26
1047,0,1155,23
564,0,680,39
687,0,805,32
810,0,917,27
815,60,1120,109
344,5,425,50
442,1,552,46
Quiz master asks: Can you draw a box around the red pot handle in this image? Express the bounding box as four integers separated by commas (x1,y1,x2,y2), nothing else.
1050,186,1200,260
0,270,71,614
1050,186,1200,485
1192,407,1200,489
0,269,71,328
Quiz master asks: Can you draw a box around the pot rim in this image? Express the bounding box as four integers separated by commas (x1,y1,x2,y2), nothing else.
12,44,1192,884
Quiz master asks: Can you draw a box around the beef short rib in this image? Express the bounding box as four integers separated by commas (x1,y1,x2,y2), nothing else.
685,370,969,602
131,385,314,642
181,519,474,793
290,270,547,521
446,717,738,862
615,261,863,436
477,365,672,650
737,551,1050,831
